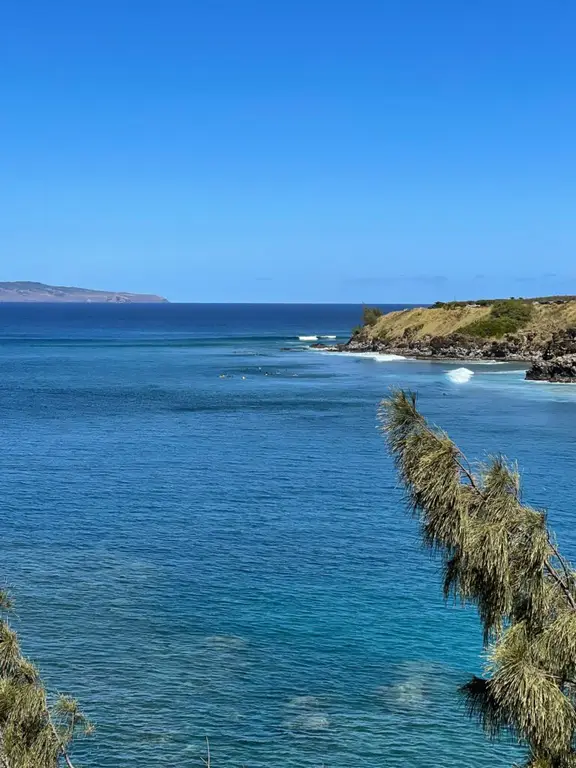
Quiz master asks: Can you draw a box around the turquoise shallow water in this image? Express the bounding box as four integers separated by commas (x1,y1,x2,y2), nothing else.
1,303,576,767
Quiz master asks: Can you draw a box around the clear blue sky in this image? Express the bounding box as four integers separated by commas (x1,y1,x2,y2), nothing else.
2,1,575,302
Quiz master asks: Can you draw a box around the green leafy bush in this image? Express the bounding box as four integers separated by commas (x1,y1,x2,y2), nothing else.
460,299,533,338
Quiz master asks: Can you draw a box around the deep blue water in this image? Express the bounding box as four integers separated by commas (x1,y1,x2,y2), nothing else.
1,303,576,767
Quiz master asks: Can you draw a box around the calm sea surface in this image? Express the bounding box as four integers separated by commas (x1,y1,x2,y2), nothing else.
1,303,576,767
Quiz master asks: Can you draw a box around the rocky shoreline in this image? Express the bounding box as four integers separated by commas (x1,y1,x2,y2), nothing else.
525,356,576,383
330,335,538,362
525,329,576,382
313,327,576,383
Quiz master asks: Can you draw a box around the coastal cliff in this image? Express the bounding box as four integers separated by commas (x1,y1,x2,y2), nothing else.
0,281,168,303
331,298,576,382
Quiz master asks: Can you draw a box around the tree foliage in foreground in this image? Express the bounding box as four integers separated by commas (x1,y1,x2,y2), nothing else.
0,590,91,767
380,390,576,768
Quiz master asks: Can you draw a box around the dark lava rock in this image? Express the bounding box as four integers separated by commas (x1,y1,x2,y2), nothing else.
542,328,576,359
525,329,576,381
526,354,576,383
338,332,541,362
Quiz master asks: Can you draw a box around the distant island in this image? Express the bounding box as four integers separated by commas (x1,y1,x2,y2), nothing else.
324,296,576,383
0,281,168,303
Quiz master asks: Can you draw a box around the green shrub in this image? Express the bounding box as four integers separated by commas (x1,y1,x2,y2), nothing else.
460,299,533,338
362,306,383,326
432,301,460,309
491,298,532,321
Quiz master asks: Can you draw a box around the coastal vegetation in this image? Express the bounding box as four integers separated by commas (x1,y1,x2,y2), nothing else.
0,591,91,767
458,299,534,338
333,296,576,383
360,298,576,344
361,305,383,327
337,297,576,378
381,390,576,768
432,295,576,309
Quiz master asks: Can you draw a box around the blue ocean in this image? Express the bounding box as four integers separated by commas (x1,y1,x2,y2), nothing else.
1,303,575,768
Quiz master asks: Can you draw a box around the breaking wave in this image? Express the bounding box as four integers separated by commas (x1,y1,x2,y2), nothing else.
445,367,474,384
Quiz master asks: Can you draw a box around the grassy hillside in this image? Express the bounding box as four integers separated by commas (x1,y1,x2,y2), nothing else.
364,299,576,342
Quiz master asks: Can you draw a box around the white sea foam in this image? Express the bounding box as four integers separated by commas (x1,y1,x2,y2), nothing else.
373,354,406,362
320,335,337,339
309,349,408,361
483,369,526,375
342,352,406,362
466,359,505,365
445,367,474,384
298,335,318,341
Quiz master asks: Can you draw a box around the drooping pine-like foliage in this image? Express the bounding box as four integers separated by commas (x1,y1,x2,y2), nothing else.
0,590,91,767
380,390,576,768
